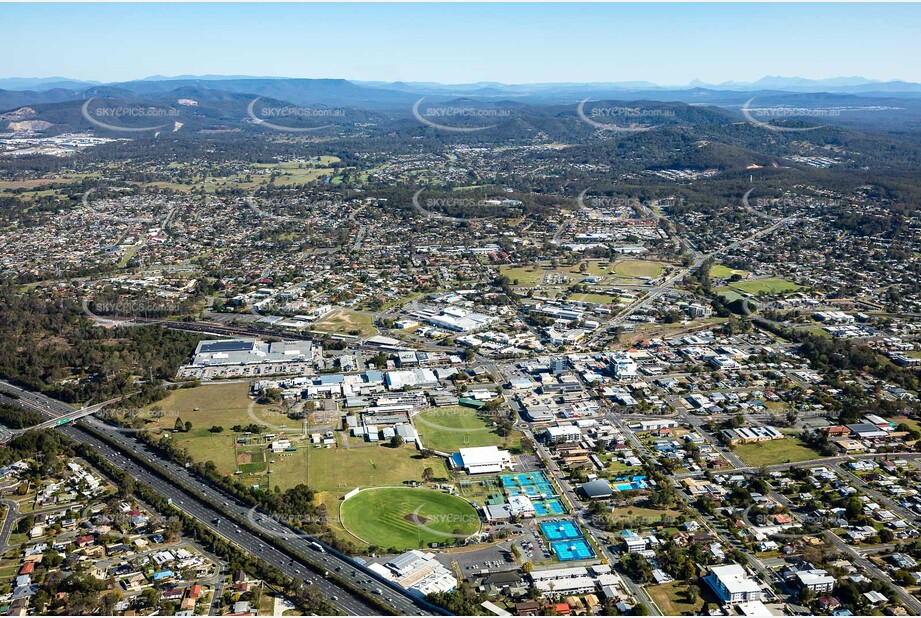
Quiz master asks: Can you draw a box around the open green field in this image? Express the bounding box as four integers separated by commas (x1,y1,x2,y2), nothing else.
716,289,745,303
567,292,619,305
605,506,681,526
341,487,479,549
562,261,613,277
312,309,377,337
710,264,750,279
727,277,802,296
733,438,822,467
414,406,522,453
648,582,707,616
136,383,297,472
500,265,546,286
611,259,665,279
301,444,450,494
891,416,921,433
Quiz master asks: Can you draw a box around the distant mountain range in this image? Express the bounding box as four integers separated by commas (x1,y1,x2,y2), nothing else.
4,74,921,136
4,74,921,96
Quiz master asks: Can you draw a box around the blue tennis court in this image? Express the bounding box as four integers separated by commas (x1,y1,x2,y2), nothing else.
535,482,555,495
501,471,551,488
552,539,595,561
540,520,582,541
533,499,566,517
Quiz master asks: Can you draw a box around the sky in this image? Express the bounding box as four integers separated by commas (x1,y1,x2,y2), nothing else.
4,3,920,85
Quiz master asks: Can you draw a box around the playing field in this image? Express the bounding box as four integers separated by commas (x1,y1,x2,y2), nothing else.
727,277,802,296
312,309,377,337
340,487,480,549
710,264,750,279
611,259,665,279
414,406,522,452
733,438,821,467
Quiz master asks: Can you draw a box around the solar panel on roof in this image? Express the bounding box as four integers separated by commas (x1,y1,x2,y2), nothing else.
199,340,255,353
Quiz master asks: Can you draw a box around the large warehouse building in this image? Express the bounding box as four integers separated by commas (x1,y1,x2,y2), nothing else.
177,338,319,379
450,446,514,474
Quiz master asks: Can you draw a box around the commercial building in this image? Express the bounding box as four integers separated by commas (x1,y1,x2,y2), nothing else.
722,426,784,445
543,425,583,444
703,564,762,605
451,446,514,474
369,550,457,598
609,353,638,379
178,338,318,379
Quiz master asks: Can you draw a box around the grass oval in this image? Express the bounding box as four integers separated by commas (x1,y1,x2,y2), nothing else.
341,487,480,550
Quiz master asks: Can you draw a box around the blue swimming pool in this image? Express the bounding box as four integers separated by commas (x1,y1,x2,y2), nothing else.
552,539,595,561
540,520,582,541
612,475,649,491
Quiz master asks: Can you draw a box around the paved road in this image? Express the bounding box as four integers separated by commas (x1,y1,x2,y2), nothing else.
0,498,19,554
0,380,442,617
824,530,921,614
587,213,797,345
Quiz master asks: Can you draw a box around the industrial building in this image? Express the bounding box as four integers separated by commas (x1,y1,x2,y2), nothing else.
451,446,514,474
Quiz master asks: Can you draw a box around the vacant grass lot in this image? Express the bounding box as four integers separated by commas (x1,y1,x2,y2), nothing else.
414,407,522,453
500,265,546,286
341,487,479,550
567,292,619,305
648,582,707,616
137,382,296,471
312,309,377,337
606,506,682,526
302,444,450,494
733,438,822,467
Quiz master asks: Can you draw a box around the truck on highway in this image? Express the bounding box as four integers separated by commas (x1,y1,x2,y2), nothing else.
309,541,325,553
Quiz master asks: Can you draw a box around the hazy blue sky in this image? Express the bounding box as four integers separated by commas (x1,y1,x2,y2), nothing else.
4,3,919,84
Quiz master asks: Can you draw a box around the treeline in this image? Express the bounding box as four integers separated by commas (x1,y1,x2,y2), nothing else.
0,401,45,429
0,285,201,405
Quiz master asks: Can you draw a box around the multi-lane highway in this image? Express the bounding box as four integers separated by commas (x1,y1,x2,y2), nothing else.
0,380,443,617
